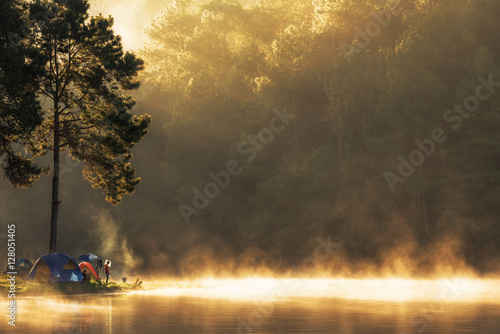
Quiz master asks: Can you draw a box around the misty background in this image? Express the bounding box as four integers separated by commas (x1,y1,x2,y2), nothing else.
1,0,499,279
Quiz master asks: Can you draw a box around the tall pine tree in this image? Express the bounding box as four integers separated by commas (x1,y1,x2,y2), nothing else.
27,0,150,252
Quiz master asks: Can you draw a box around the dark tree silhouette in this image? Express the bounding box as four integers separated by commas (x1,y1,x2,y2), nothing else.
0,0,44,187
27,0,150,253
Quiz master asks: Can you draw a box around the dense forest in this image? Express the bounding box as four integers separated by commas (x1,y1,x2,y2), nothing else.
1,0,499,278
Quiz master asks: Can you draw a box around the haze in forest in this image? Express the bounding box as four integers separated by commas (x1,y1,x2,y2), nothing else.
1,0,499,280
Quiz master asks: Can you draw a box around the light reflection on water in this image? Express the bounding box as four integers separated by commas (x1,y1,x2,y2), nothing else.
136,278,500,302
2,278,500,334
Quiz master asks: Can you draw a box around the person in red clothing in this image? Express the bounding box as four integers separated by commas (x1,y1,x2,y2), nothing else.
104,260,111,283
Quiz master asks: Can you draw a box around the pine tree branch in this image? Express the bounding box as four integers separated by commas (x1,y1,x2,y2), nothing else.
38,86,55,100
59,118,82,124
80,141,121,168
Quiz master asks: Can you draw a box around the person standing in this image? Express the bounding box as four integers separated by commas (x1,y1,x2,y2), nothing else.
104,260,111,283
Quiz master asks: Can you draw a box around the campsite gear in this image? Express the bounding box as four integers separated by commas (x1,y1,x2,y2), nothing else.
77,253,99,263
82,270,89,283
78,262,100,281
96,259,103,279
5,258,34,277
27,253,83,282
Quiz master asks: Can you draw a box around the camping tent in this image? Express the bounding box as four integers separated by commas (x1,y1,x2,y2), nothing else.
27,253,82,283
76,253,102,278
77,253,99,263
78,262,100,281
5,258,33,277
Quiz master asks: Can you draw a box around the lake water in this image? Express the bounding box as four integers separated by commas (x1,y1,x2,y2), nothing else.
2,278,500,333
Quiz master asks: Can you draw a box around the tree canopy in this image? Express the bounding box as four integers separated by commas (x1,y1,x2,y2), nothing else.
138,0,500,275
0,0,44,187
29,0,150,203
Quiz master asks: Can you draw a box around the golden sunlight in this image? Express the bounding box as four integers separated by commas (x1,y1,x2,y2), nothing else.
88,0,167,50
137,277,500,303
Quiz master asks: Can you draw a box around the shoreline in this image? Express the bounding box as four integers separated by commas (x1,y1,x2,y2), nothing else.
0,273,143,296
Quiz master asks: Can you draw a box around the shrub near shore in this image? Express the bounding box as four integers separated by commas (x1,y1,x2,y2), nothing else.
0,273,143,296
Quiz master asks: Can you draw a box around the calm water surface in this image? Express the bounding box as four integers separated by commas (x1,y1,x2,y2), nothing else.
2,279,500,333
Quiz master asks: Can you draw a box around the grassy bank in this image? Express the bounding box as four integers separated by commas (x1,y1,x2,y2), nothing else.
0,273,144,296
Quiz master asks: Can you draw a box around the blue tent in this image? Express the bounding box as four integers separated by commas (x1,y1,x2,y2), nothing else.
77,253,99,263
27,253,83,283
4,258,33,277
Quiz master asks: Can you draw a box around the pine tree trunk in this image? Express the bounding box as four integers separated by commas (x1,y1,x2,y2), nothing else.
338,134,343,165
292,95,299,151
422,193,430,235
417,193,430,235
49,102,60,253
